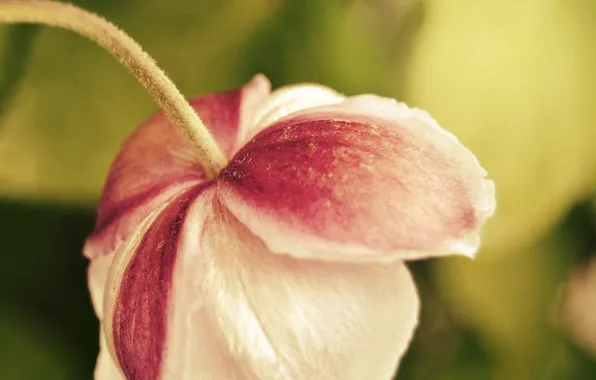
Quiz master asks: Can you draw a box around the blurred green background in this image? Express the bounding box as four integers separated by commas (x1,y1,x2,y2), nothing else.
0,0,595,379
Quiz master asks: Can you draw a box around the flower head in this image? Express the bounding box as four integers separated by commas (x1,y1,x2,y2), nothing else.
84,74,495,380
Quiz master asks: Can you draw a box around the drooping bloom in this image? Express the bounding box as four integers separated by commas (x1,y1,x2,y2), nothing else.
83,74,495,380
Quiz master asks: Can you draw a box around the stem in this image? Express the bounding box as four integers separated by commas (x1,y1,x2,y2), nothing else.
0,0,227,179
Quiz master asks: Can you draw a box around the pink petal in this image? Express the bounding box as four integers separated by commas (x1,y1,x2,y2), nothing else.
83,75,270,259
97,186,209,379
108,187,207,379
218,95,495,262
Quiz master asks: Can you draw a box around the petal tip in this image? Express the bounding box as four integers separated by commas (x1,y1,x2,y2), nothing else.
247,73,272,92
479,178,497,219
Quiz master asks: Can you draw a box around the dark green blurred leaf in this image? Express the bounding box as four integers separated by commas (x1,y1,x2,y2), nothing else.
0,298,77,380
0,199,97,379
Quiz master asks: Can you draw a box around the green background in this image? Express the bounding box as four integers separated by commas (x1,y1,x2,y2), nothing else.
0,0,595,379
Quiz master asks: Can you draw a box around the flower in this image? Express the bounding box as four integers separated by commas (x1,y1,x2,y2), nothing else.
83,74,495,380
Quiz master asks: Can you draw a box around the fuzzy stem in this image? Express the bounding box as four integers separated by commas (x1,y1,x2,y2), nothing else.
0,0,227,179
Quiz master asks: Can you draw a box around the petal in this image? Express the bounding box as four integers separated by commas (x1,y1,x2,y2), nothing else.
83,75,271,259
88,211,166,379
175,197,419,380
248,83,345,141
94,327,125,380
87,253,113,320
88,223,152,380
191,74,272,156
218,95,495,262
101,186,209,380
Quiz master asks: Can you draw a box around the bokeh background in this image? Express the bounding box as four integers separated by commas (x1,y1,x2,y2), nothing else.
0,0,595,379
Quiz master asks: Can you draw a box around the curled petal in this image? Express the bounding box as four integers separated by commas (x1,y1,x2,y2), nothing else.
88,209,168,380
101,186,208,379
218,95,495,262
83,75,270,259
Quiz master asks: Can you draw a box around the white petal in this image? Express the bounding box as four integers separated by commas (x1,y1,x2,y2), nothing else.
166,197,420,379
94,327,125,380
249,83,345,138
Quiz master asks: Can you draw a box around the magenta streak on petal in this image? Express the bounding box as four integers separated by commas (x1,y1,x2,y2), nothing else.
112,183,211,380
220,117,476,253
96,176,201,234
85,178,202,259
